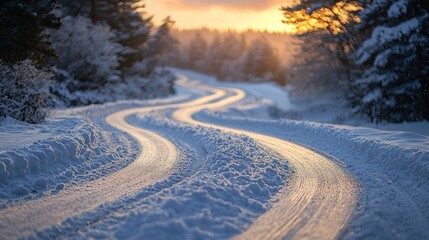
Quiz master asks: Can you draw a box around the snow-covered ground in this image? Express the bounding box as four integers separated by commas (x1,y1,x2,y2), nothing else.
0,70,428,239
187,71,429,239
176,69,429,136
0,96,187,207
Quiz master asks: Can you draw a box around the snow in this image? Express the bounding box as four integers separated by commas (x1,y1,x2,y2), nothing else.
355,17,421,65
362,88,382,103
388,0,408,18
175,69,292,111
196,104,429,239
1,70,428,238
184,71,429,136
0,95,186,207
78,113,289,239
0,110,138,207
307,3,324,14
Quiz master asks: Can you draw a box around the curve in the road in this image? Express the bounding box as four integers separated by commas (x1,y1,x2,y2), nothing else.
173,81,359,240
0,77,226,239
0,75,358,240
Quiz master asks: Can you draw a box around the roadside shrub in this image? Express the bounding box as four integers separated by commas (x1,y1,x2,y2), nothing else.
0,60,52,123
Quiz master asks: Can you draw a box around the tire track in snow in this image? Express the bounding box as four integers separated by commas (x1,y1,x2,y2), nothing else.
173,80,359,240
0,78,226,239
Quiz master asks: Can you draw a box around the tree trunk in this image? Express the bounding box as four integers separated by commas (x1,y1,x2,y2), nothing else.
90,0,97,23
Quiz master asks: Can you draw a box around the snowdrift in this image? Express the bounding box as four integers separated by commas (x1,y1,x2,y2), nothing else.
0,116,138,205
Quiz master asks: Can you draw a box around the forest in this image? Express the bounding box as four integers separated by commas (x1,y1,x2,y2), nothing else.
166,0,429,123
1,0,428,124
1,0,176,123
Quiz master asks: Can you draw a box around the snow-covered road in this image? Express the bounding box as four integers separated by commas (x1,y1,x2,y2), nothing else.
0,72,428,239
0,77,232,238
173,83,358,239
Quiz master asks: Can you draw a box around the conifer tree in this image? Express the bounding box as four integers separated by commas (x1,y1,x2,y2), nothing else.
351,0,429,122
187,33,208,70
243,38,280,80
96,0,153,72
145,17,178,70
206,35,224,75
0,0,58,65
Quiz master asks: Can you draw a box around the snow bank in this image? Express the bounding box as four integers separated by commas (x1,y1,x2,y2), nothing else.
0,88,190,207
199,111,429,174
0,114,138,206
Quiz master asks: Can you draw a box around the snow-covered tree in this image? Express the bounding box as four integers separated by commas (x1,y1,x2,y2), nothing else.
205,33,247,80
205,35,224,75
243,38,280,82
51,16,122,90
0,60,52,123
280,0,362,100
168,31,288,84
351,0,429,122
144,17,178,70
281,0,362,65
287,31,348,98
96,0,153,72
186,33,209,71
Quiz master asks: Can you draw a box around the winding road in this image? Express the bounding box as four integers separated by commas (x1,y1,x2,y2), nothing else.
0,75,358,239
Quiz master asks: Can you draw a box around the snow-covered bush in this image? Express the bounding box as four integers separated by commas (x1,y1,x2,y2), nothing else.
50,68,175,106
107,69,176,100
0,60,52,123
51,16,122,90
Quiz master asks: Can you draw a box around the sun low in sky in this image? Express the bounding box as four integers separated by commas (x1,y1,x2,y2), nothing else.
145,0,294,32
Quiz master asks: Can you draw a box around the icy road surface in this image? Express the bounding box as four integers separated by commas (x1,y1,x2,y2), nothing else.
0,71,428,239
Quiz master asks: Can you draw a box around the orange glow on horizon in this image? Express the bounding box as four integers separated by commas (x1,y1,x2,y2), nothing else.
145,0,296,33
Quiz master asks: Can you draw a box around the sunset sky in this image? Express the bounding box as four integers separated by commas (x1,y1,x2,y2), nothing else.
145,0,294,32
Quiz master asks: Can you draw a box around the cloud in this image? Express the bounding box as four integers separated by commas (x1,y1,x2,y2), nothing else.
161,0,282,11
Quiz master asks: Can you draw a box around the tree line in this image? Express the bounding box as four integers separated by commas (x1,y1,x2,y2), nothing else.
0,0,176,123
166,30,289,86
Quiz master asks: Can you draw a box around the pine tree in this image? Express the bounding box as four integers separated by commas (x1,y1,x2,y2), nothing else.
187,33,208,70
219,34,247,81
96,0,153,72
144,17,178,70
281,0,362,65
243,38,280,81
0,0,59,65
280,0,362,97
207,33,247,79
351,0,429,122
206,35,223,75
